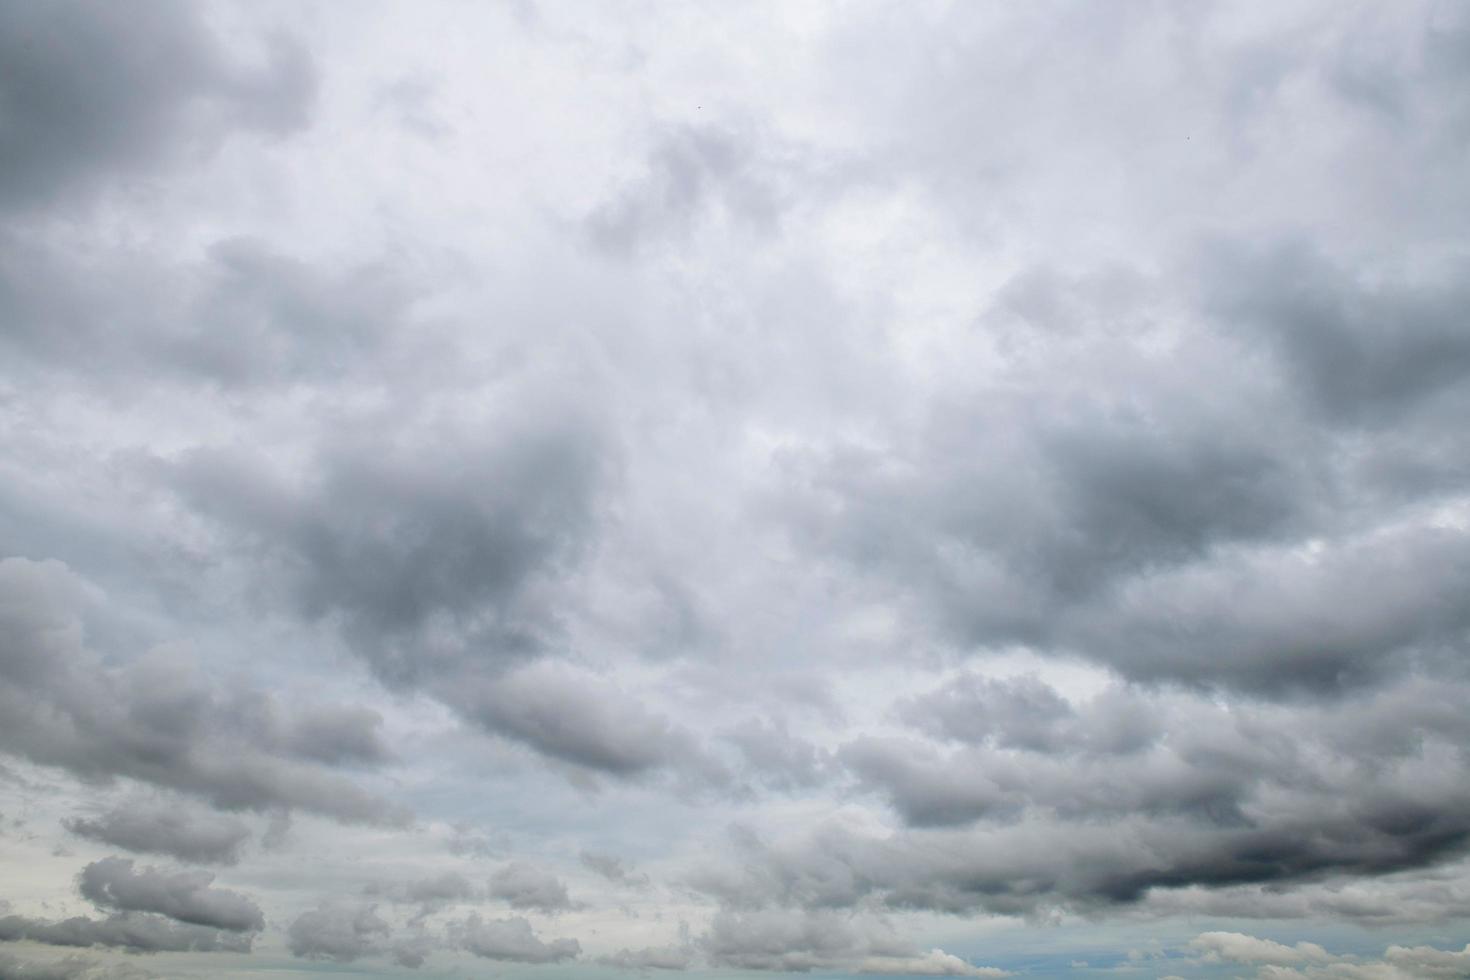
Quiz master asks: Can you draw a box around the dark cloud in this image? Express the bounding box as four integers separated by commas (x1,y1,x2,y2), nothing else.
169,404,605,688
63,802,251,866
489,862,573,913
286,903,389,963
778,238,1470,695
0,557,402,823
0,0,314,215
0,913,251,954
77,858,263,933
454,915,580,964
1197,242,1470,425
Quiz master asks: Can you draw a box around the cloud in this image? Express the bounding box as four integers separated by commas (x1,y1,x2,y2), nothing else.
63,802,251,865
0,557,402,824
365,872,476,908
856,951,1010,977
77,858,263,933
700,910,1003,975
579,851,650,888
1190,931,1333,966
458,661,691,777
0,953,152,980
598,944,697,971
286,903,389,962
0,913,251,954
489,862,573,913
0,0,314,214
1185,931,1470,980
454,915,580,964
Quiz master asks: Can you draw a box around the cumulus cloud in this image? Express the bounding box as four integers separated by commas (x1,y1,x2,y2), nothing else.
454,915,580,964
0,913,252,954
1190,932,1334,966
0,558,401,824
77,858,263,933
63,802,251,865
1186,931,1470,980
286,903,389,963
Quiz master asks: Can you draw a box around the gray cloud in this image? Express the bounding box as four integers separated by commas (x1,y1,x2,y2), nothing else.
77,858,263,933
1198,243,1470,426
0,0,314,215
3,0,1469,971
489,862,573,913
454,915,580,964
286,903,389,963
168,402,606,684
63,802,251,866
579,851,649,889
457,662,691,777
598,944,696,971
0,913,251,954
0,557,401,823
586,124,789,257
365,872,476,908
0,235,419,391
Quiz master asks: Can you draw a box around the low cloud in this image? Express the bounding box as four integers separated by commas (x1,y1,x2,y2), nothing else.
454,915,580,964
0,557,402,824
64,803,250,865
489,862,573,913
77,858,263,933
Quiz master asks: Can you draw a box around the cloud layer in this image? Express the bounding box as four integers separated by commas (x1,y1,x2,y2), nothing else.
2,1,1468,977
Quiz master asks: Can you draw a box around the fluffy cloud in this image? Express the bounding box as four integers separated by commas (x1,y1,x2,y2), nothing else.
1188,931,1470,980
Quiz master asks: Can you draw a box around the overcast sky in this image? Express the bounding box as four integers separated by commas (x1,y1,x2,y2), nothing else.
2,1,1470,978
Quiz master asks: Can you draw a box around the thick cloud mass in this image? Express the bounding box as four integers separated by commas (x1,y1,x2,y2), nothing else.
0,0,313,214
77,858,264,933
0,558,399,823
3,1,1470,977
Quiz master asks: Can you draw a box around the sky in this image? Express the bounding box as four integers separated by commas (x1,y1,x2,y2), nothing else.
1,1,1469,978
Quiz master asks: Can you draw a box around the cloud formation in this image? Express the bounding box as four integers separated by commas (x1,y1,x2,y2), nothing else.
2,1,1469,977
